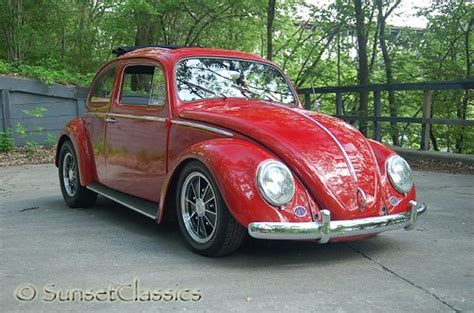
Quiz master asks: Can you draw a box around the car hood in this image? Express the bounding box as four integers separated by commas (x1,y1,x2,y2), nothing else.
178,99,387,219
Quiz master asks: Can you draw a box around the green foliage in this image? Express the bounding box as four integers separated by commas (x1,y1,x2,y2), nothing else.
45,133,58,147
15,123,27,139
0,128,15,152
0,0,472,153
25,140,39,156
0,60,92,86
22,107,47,118
14,106,49,152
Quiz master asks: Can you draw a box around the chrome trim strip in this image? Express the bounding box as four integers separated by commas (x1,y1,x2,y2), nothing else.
171,120,233,137
85,112,108,118
87,185,156,219
85,111,166,122
108,113,167,122
248,201,427,242
302,114,358,184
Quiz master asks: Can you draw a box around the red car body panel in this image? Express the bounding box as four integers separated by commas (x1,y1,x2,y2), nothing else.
178,99,415,220
56,47,416,234
57,118,97,186
160,137,315,226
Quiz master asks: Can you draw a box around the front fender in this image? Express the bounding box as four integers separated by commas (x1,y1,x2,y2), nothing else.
368,139,416,214
55,118,96,186
158,138,316,227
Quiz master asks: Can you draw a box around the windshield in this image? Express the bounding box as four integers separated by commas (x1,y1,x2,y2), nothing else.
175,57,297,105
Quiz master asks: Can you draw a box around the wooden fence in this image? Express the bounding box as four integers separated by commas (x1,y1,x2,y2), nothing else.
0,76,88,146
1,76,473,150
297,80,474,150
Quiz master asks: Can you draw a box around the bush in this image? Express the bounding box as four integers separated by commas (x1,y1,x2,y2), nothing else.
0,59,93,86
0,128,15,152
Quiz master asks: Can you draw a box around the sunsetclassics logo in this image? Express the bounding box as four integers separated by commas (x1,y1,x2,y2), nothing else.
15,279,202,303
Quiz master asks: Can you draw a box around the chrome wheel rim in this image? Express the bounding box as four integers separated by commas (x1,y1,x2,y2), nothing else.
62,152,77,197
181,172,218,244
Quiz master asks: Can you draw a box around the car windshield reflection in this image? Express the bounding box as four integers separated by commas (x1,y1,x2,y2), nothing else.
176,57,297,105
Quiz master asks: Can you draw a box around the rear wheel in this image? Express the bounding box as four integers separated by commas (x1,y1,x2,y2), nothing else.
58,141,97,208
176,161,246,257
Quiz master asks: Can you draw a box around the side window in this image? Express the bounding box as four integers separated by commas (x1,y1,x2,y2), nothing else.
89,66,116,107
120,65,166,106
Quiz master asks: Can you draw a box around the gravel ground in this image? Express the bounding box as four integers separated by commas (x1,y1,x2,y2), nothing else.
0,146,55,167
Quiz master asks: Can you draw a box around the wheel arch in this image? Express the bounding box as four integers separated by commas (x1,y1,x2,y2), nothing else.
55,118,96,186
157,138,314,227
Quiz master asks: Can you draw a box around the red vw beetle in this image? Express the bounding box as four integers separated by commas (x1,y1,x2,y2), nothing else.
56,46,427,256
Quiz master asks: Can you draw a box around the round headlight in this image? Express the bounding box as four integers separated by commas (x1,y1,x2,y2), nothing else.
386,156,413,193
257,160,295,206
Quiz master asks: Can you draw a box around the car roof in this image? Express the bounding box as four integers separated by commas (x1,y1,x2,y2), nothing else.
116,46,270,64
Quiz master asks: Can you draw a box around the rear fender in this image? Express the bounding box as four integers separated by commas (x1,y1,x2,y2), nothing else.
158,138,315,227
55,118,96,186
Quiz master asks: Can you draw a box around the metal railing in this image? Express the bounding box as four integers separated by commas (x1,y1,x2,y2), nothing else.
297,80,474,150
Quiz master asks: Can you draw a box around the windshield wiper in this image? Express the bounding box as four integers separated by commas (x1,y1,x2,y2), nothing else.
230,84,279,102
178,79,227,100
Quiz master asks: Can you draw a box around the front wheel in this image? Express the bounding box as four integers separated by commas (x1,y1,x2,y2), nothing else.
58,141,97,208
176,161,246,257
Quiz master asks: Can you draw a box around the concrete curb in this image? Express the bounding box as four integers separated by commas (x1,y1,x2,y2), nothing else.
392,146,474,166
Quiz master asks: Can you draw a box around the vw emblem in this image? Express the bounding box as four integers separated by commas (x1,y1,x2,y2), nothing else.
389,196,400,206
293,206,308,218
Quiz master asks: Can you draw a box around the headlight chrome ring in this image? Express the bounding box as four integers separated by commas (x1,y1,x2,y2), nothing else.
386,155,414,194
257,160,295,207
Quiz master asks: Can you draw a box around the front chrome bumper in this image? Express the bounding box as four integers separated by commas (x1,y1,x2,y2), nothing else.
248,201,427,243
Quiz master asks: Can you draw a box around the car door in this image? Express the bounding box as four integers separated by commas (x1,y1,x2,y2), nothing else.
104,60,168,203
83,64,117,183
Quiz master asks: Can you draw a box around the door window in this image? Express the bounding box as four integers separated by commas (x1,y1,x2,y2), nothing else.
120,65,166,106
89,66,116,107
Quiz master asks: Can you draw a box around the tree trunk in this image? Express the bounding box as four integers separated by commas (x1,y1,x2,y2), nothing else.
5,0,23,63
353,0,369,135
132,10,153,91
266,0,276,60
376,0,400,146
77,1,86,72
430,128,439,151
456,17,473,153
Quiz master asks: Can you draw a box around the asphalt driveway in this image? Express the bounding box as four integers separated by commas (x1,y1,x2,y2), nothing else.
1,164,472,312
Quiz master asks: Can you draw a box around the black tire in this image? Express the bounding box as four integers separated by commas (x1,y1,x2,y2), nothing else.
58,141,97,208
176,161,246,257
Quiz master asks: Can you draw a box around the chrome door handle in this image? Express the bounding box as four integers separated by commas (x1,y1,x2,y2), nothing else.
105,117,117,124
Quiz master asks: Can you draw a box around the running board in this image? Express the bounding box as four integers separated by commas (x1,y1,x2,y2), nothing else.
87,183,158,219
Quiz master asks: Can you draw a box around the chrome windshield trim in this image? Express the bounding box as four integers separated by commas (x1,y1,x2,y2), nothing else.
171,120,233,137
174,56,299,106
248,201,427,242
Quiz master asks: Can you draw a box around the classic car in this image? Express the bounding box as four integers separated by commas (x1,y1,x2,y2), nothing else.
56,45,427,256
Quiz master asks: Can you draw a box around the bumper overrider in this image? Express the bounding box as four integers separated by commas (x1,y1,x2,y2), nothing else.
248,200,427,243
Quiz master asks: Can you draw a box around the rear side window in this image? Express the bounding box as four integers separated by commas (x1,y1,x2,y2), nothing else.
89,66,116,107
120,65,166,106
